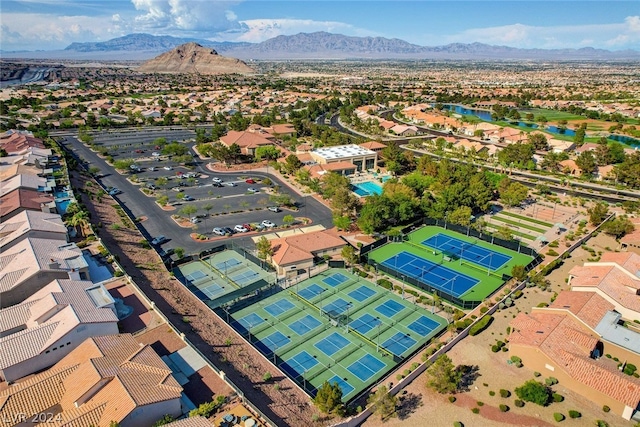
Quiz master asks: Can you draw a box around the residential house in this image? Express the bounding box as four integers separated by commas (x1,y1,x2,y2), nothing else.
0,131,45,154
0,334,183,427
219,130,275,156
0,210,67,251
389,124,418,136
0,188,56,222
0,238,89,308
0,279,118,382
359,141,387,153
268,229,348,277
0,174,52,196
303,162,357,179
596,164,615,181
509,289,640,420
547,138,576,153
268,123,296,137
559,159,581,176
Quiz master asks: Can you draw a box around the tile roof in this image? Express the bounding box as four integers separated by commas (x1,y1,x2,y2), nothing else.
0,334,182,426
271,230,346,265
219,131,274,149
549,290,614,328
0,279,118,371
359,141,387,150
165,416,213,427
0,188,55,219
510,311,640,407
0,174,48,196
0,210,66,250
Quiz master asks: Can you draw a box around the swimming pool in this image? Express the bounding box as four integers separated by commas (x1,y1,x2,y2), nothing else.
83,251,114,283
352,181,383,197
56,199,72,214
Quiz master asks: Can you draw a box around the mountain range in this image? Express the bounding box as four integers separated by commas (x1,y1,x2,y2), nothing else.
4,32,640,61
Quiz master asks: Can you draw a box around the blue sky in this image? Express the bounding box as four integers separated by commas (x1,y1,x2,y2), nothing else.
1,1,639,51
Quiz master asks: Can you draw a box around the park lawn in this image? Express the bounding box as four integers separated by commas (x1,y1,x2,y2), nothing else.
485,223,536,241
491,215,547,234
499,211,553,228
520,108,586,121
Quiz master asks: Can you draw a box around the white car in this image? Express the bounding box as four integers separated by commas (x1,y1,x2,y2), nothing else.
261,220,276,228
151,235,167,245
107,187,121,196
212,177,223,183
267,206,281,212
224,182,237,187
190,217,201,224
152,152,161,157
212,227,226,236
234,225,248,233
247,187,259,193
163,166,173,171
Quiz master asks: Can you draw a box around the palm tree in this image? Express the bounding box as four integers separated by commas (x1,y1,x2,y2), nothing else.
66,210,90,237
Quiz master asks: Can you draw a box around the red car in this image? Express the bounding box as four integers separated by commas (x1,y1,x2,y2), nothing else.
245,179,256,184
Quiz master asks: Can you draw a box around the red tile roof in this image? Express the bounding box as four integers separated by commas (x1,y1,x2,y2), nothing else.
0,188,54,219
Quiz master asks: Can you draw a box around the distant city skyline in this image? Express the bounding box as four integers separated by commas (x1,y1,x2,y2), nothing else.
1,0,639,52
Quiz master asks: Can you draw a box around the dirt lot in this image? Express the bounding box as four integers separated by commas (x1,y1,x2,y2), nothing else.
364,231,632,427
72,170,319,427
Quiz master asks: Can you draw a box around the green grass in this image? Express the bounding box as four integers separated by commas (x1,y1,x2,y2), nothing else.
520,108,586,122
499,211,553,228
491,215,547,234
485,224,536,241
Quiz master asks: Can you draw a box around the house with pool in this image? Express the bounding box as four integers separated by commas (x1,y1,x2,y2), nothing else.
309,144,378,173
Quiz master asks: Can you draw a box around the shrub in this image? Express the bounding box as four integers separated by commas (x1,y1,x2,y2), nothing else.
602,405,610,413
471,408,479,414
552,393,564,403
623,363,637,376
547,249,559,256
480,306,488,314
595,421,609,427
514,399,524,408
489,391,495,396
468,315,493,336
553,412,565,422
500,389,511,398
533,372,541,377
377,279,393,290
510,355,523,368
114,270,124,277
545,377,558,386
448,396,456,403
263,372,272,382
476,401,484,406
568,410,581,419
499,404,509,412
453,422,463,427
515,380,550,406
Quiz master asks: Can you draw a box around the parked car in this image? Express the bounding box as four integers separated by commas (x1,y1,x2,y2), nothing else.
146,183,156,190
151,235,167,245
172,187,184,192
267,206,281,212
212,227,226,236
152,151,161,157
182,195,194,201
107,187,121,196
223,227,235,235
190,217,201,224
261,220,276,228
149,166,157,171
245,179,256,184
247,187,259,193
224,182,237,187
212,182,223,188
234,225,248,233
212,177,223,183
163,166,173,171
158,248,175,258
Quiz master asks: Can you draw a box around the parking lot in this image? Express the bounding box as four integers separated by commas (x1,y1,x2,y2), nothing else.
57,127,333,255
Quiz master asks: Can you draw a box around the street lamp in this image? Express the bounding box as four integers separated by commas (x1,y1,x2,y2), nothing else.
376,318,381,353
401,275,406,299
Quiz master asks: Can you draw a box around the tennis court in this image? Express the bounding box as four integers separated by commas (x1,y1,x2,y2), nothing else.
381,251,479,297
227,269,447,401
422,233,511,270
264,299,296,317
347,354,386,382
298,283,326,300
315,332,351,357
185,270,207,283
231,270,261,285
407,316,441,337
289,314,322,335
215,257,242,271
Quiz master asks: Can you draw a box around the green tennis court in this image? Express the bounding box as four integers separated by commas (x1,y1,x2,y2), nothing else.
227,269,447,401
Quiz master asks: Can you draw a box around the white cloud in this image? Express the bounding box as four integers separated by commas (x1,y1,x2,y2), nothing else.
439,16,640,50
131,0,244,32
235,18,377,43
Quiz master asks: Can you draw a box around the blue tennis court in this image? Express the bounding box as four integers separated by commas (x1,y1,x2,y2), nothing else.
201,283,224,298
347,354,386,382
264,299,296,317
280,351,319,377
381,251,479,297
382,332,417,357
328,375,354,397
407,316,440,336
315,332,350,357
422,233,511,270
231,270,260,285
298,283,326,300
237,313,265,330
322,298,351,316
349,313,381,334
322,273,350,287
215,258,242,270
348,285,376,302
289,315,322,335
260,331,291,353
185,270,207,282
375,299,405,318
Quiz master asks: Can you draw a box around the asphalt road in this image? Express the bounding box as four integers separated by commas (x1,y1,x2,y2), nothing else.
59,130,333,255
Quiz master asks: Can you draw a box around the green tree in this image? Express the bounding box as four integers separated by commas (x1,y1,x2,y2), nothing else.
603,216,634,238
157,195,169,206
256,236,273,260
283,214,295,227
283,154,303,174
321,172,351,199
514,380,551,406
161,142,189,156
313,381,344,414
613,152,640,188
448,206,473,227
341,245,358,267
587,202,609,225
113,158,135,171
331,186,359,216
527,133,549,151
152,414,175,426
180,205,198,218
495,225,513,241
575,151,597,176
500,182,529,207
333,215,352,231
426,355,461,394
367,385,397,420
511,265,526,281
88,166,101,176
254,145,281,162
